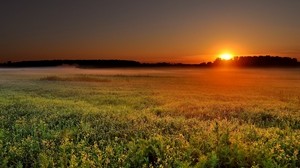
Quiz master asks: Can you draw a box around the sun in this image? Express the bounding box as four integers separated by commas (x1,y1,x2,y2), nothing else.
219,53,233,60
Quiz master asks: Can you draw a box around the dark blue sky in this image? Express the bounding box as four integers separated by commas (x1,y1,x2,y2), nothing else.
1,0,300,63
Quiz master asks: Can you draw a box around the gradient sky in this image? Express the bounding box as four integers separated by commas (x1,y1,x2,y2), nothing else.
1,0,300,63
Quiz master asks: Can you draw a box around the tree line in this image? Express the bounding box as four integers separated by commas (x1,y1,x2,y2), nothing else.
0,56,299,68
213,56,299,67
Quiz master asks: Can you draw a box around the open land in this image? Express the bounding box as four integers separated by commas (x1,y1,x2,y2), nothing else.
0,67,300,167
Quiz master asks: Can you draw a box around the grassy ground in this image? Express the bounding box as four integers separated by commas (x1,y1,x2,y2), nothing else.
0,68,300,167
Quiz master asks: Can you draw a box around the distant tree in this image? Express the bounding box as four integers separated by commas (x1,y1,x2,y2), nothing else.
212,56,299,67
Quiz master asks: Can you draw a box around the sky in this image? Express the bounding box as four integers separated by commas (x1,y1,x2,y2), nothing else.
1,0,300,63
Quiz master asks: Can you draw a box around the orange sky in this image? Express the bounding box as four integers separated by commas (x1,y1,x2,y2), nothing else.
1,1,300,63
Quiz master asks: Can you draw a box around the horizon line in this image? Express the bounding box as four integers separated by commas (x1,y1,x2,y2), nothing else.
1,55,299,65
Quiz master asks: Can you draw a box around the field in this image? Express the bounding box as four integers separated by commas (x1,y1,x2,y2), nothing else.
0,67,300,167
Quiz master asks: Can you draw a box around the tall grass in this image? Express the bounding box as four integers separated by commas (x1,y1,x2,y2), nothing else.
0,68,299,167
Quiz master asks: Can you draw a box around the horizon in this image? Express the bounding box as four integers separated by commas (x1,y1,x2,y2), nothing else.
1,55,299,65
1,55,299,69
1,1,300,63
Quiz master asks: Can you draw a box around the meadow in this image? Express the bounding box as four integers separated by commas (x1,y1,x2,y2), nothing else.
0,67,299,167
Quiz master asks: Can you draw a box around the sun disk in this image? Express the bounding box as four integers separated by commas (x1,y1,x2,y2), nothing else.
219,53,233,60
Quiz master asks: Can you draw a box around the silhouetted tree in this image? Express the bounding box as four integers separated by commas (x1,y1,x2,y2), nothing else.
0,56,299,68
213,56,299,67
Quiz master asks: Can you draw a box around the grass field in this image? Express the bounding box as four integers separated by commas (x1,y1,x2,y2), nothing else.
0,67,300,167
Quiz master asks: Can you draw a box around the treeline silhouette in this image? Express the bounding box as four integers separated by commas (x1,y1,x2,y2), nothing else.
0,56,299,68
0,60,210,68
214,56,299,67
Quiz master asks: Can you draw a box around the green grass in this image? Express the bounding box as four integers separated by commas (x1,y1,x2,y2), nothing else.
0,68,299,167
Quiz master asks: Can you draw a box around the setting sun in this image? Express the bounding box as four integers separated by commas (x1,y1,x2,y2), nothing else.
219,53,233,60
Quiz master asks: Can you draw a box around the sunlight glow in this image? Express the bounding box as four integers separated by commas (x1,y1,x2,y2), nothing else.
219,53,233,60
